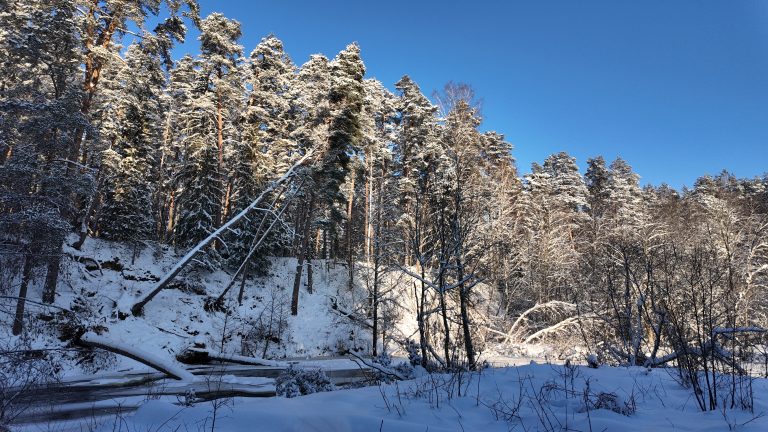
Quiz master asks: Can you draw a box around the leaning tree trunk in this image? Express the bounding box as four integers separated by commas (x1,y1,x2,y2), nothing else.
131,151,313,316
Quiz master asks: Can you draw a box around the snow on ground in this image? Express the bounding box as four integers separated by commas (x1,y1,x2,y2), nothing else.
57,362,766,432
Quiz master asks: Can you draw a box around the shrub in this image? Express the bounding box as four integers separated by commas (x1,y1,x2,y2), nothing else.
275,365,333,398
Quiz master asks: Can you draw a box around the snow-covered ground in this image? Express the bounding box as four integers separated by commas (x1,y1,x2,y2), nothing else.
18,362,764,432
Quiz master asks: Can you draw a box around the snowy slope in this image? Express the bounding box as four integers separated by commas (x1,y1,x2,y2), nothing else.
2,237,378,377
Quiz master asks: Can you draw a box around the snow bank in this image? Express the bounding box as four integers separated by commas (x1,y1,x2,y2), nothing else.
94,363,768,432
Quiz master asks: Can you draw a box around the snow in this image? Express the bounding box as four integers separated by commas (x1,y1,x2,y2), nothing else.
59,363,767,432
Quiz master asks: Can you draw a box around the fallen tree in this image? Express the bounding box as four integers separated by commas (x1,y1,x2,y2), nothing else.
77,332,195,381
176,348,286,368
130,151,314,316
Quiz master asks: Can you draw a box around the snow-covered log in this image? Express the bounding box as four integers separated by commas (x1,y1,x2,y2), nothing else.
130,151,314,316
176,348,286,368
78,332,195,381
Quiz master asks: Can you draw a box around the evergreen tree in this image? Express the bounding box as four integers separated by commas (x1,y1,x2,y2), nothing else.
290,43,366,315
244,35,297,177
585,156,611,217
96,42,166,243
0,0,88,330
174,13,243,257
393,75,439,263
606,157,644,231
226,35,296,270
542,152,588,213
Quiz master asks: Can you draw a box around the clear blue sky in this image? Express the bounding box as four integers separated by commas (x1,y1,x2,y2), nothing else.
172,0,768,188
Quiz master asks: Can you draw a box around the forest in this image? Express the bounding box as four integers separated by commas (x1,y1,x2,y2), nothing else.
2,1,768,431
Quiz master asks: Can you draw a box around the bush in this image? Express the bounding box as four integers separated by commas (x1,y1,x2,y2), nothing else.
404,339,422,366
585,391,636,416
372,352,415,382
585,353,601,369
275,365,333,398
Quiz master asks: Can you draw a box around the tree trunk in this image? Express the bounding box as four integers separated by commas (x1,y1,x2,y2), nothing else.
372,260,379,357
439,286,451,368
291,195,313,315
371,174,383,357
70,5,120,169
418,267,429,368
165,190,176,241
237,261,250,305
215,80,225,230
364,158,372,263
290,251,305,316
346,175,356,291
306,240,314,294
457,271,475,368
453,180,475,369
12,256,34,336
41,254,61,304
216,88,224,169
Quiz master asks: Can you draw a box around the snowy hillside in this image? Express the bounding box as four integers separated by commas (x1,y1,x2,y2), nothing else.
1,237,396,378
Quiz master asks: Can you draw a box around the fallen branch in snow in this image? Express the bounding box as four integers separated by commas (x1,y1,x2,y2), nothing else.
329,302,373,329
523,315,594,344
712,326,766,335
505,301,577,343
130,150,314,316
602,326,767,368
348,351,403,381
77,332,195,381
176,348,285,368
0,296,78,317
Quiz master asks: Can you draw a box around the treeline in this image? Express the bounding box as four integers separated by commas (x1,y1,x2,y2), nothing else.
2,1,767,373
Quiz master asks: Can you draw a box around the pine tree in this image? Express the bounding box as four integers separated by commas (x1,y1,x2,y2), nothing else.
0,0,88,331
70,0,200,166
244,35,297,177
290,43,366,315
606,157,644,232
393,75,439,263
96,42,166,244
174,13,244,259
226,35,296,270
585,156,611,217
542,152,588,213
